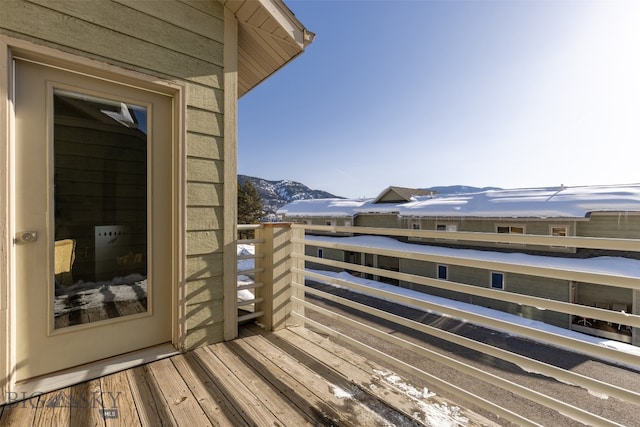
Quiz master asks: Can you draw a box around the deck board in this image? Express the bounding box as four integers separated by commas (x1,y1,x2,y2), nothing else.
0,325,494,427
127,364,175,426
228,333,344,424
100,370,141,427
283,326,443,425
147,358,211,426
32,395,69,427
255,326,424,426
171,353,246,427
238,327,390,426
192,345,284,426
69,379,104,426
210,340,314,425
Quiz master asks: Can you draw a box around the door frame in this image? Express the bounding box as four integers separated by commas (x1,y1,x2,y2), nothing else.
0,37,186,397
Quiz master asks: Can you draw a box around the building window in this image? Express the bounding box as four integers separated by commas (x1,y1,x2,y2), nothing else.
437,265,448,280
324,219,336,233
550,226,568,237
411,220,421,230
436,224,457,232
317,248,324,258
496,225,524,234
490,272,504,290
549,225,569,249
496,225,524,245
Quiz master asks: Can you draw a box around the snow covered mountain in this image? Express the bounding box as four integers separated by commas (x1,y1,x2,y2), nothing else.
238,175,341,214
238,175,502,215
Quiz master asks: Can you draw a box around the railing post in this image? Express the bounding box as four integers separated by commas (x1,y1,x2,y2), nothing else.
290,226,305,327
255,223,304,330
633,289,639,347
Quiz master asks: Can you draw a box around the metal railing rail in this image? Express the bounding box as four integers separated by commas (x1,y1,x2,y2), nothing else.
298,224,640,252
299,254,640,329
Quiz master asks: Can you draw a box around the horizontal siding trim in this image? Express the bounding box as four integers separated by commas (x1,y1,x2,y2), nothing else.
186,133,223,160
186,253,224,281
184,323,224,350
187,207,223,231
187,230,223,255
181,0,225,20
27,0,224,66
186,299,224,329
113,0,224,43
187,83,223,113
187,183,223,207
186,158,223,183
186,108,223,136
186,277,224,305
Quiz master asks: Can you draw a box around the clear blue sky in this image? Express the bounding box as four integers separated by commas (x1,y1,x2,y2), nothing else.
238,0,640,199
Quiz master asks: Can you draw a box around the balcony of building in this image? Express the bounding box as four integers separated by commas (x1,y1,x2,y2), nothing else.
3,223,640,426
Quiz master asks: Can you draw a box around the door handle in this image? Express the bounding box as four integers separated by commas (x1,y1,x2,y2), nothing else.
15,231,38,244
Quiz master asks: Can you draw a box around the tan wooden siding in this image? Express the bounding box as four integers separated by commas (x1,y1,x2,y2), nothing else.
113,0,225,44
186,277,224,305
187,183,224,206
1,0,228,346
291,217,352,226
355,214,401,228
0,1,223,85
406,218,577,235
404,217,577,253
577,213,640,239
187,207,223,231
186,253,224,282
285,217,355,236
187,133,223,160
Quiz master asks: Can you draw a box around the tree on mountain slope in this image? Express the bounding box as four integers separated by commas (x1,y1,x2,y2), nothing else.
238,179,263,237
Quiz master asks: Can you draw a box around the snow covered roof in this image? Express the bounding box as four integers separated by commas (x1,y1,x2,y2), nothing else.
277,198,371,217
279,184,640,219
372,186,437,203
399,184,640,218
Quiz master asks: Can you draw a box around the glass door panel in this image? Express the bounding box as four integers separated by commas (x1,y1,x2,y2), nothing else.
53,89,149,328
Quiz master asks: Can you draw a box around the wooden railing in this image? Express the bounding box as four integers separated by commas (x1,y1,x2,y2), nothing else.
238,223,640,426
236,224,265,323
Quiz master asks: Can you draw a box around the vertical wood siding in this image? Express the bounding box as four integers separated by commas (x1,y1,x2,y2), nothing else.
1,0,228,346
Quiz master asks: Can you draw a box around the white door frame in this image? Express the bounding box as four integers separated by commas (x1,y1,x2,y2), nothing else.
0,37,186,398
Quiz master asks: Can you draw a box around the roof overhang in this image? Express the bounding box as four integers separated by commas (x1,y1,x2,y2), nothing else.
222,0,315,97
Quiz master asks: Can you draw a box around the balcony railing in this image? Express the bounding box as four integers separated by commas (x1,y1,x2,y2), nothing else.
238,223,640,426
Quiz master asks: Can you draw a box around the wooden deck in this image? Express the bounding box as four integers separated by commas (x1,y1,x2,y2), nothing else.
0,324,491,426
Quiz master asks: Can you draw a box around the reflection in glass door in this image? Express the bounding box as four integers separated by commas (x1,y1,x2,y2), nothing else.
53,89,149,328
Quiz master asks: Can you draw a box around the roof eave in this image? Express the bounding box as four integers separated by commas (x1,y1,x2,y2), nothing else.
224,0,315,97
